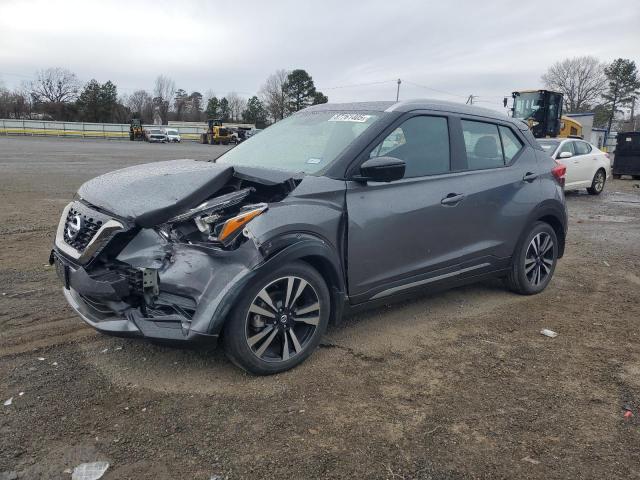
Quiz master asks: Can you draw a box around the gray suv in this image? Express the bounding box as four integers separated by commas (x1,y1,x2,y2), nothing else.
50,100,567,374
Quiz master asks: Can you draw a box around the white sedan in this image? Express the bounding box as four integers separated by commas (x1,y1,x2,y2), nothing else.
164,128,182,143
538,138,611,195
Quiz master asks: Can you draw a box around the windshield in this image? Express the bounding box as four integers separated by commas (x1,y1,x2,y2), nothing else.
537,139,560,153
150,129,162,134
217,111,382,174
513,92,545,122
167,130,178,135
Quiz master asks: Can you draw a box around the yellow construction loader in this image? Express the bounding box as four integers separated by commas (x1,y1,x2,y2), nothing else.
129,119,144,141
511,90,582,139
200,119,233,145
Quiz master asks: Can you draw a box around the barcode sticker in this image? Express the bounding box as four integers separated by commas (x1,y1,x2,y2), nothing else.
328,113,372,123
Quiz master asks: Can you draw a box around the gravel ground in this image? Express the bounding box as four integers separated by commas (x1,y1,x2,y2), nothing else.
1,136,639,480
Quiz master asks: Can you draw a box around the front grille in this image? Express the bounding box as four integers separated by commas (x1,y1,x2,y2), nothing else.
63,206,104,251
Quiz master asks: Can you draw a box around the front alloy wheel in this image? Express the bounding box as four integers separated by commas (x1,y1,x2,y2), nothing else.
246,276,320,362
223,261,330,375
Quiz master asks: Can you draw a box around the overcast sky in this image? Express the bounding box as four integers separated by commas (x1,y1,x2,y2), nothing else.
1,0,639,112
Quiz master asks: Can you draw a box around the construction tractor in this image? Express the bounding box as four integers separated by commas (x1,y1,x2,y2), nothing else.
511,90,582,139
129,118,144,141
511,90,562,138
200,119,233,145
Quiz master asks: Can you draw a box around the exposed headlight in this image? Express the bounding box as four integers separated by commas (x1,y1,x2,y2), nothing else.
216,204,267,244
167,188,253,223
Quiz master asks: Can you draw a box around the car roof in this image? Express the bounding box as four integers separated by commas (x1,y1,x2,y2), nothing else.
304,98,524,128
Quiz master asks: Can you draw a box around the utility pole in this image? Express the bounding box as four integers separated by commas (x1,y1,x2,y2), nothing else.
396,79,401,102
631,96,636,131
466,94,474,105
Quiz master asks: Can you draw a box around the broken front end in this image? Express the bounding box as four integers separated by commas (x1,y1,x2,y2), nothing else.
51,160,299,343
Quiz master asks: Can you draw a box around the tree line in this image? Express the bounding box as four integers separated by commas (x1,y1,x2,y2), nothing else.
0,68,328,126
541,56,640,133
2,59,638,132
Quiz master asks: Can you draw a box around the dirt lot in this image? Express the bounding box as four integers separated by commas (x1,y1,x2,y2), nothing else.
1,136,639,479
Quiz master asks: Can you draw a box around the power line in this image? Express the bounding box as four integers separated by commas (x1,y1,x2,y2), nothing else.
402,80,468,99
318,79,398,90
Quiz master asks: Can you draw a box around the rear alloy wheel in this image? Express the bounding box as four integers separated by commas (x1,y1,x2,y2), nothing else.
505,221,558,295
587,169,606,195
223,262,330,375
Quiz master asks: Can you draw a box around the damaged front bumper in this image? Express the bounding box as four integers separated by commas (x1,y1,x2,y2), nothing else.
52,203,265,343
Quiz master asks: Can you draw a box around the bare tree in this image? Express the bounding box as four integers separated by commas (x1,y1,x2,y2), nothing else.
126,90,150,114
259,69,289,121
226,92,246,122
541,56,608,112
0,86,33,120
153,75,175,125
125,89,154,123
30,67,80,103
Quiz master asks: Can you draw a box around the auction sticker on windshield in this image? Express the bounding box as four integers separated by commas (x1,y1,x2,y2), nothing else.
328,113,372,122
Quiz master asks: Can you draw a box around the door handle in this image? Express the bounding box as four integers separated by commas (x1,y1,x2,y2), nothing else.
441,193,465,206
523,172,538,183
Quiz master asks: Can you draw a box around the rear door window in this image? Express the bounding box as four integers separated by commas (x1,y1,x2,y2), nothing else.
461,120,504,170
574,141,592,155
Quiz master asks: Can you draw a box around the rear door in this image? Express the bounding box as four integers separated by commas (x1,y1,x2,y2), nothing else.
557,141,581,187
454,118,541,262
573,140,596,184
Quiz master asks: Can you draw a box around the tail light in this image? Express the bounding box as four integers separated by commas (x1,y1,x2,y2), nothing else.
552,160,566,187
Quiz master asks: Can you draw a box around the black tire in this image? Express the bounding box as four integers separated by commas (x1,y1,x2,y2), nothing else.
587,168,606,195
505,221,558,295
634,176,640,180
223,261,330,375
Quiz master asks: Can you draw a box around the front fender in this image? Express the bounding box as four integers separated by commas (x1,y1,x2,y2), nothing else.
204,233,346,335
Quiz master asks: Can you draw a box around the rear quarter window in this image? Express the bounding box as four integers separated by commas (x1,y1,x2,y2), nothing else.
499,126,524,162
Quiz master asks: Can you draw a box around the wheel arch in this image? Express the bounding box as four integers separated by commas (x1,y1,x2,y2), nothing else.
537,214,566,258
595,166,607,178
519,201,567,259
259,233,347,326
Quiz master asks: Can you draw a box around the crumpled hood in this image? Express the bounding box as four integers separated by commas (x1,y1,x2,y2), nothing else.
78,159,234,227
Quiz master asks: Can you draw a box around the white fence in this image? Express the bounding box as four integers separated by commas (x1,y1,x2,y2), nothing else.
0,119,206,141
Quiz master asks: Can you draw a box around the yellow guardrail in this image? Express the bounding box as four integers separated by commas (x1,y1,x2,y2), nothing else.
0,121,205,141
0,127,129,138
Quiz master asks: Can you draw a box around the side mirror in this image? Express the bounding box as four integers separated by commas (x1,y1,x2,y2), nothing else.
356,156,405,183
558,151,573,159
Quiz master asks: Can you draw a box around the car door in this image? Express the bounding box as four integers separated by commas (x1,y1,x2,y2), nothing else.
345,113,491,303
557,141,581,187
573,141,596,184
453,118,541,266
